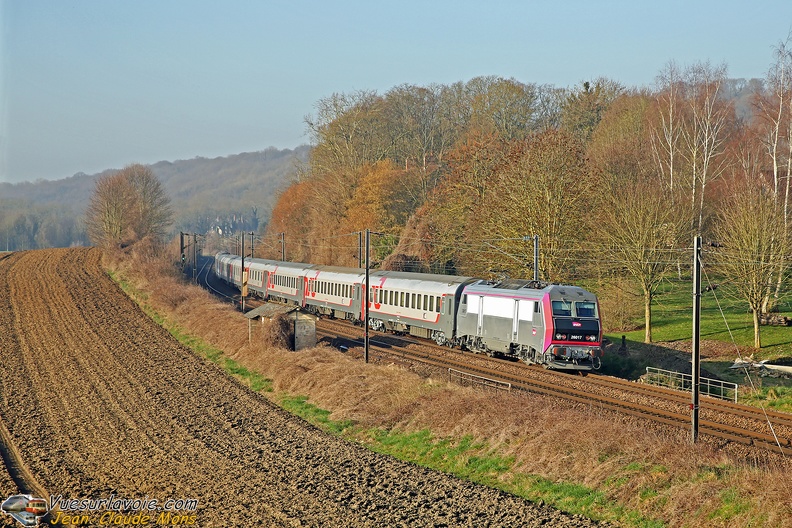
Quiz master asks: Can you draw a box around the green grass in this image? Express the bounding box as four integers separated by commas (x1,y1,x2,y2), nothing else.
356,427,661,527
279,395,353,434
738,386,792,413
600,279,792,403
609,280,792,355
709,488,753,522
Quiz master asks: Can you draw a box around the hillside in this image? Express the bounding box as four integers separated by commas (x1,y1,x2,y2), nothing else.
0,146,310,250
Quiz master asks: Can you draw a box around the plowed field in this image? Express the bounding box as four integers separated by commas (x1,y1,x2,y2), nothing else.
0,248,602,527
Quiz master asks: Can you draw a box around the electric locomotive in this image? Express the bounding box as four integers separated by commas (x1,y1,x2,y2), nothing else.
456,279,602,371
213,252,603,372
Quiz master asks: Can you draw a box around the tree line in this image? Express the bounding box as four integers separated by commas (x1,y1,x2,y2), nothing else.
262,36,792,349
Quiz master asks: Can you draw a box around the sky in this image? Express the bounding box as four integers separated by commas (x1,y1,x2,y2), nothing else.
1,1,791,184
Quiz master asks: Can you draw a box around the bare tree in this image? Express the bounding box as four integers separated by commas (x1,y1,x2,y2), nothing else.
85,164,172,248
713,176,786,348
125,164,173,240
85,172,136,247
594,175,690,343
681,62,732,233
752,34,792,312
651,61,684,193
468,130,589,281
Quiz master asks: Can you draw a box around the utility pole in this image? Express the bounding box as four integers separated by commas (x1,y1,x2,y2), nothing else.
192,233,197,282
241,233,246,313
279,232,285,261
364,228,370,363
691,235,701,443
250,232,255,259
533,235,539,282
358,231,363,268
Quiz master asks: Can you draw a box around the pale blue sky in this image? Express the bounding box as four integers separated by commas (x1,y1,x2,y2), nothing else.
1,0,790,183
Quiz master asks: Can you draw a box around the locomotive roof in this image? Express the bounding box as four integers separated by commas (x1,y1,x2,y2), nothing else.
464,280,596,298
371,269,475,284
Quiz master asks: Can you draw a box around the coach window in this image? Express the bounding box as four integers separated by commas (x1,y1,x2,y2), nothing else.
436,296,441,313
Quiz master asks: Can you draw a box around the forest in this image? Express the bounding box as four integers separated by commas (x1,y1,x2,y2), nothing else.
258,40,792,348
0,147,307,252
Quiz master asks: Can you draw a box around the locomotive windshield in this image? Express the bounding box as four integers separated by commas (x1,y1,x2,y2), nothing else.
551,300,572,316
552,300,597,318
575,301,597,317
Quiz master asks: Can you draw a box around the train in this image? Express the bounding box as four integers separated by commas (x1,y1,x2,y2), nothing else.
213,252,603,371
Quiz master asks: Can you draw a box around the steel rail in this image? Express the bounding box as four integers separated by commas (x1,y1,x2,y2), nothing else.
317,321,792,457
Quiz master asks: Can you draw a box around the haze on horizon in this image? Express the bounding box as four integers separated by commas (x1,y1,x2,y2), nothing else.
2,0,791,184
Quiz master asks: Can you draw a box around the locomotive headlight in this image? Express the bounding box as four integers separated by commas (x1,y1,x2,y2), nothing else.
555,333,567,340
586,335,597,342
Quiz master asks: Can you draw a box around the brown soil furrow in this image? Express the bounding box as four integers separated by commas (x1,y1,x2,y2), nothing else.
0,248,602,527
0,252,47,526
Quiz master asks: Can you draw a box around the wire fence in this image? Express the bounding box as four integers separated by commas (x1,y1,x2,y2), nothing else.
644,366,738,403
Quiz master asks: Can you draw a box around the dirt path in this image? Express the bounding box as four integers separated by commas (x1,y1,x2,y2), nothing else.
0,248,602,527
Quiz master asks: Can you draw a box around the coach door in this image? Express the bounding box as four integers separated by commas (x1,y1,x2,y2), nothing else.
512,300,519,342
476,296,484,336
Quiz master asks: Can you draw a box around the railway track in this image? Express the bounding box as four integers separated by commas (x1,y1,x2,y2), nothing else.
317,319,792,457
199,254,792,458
